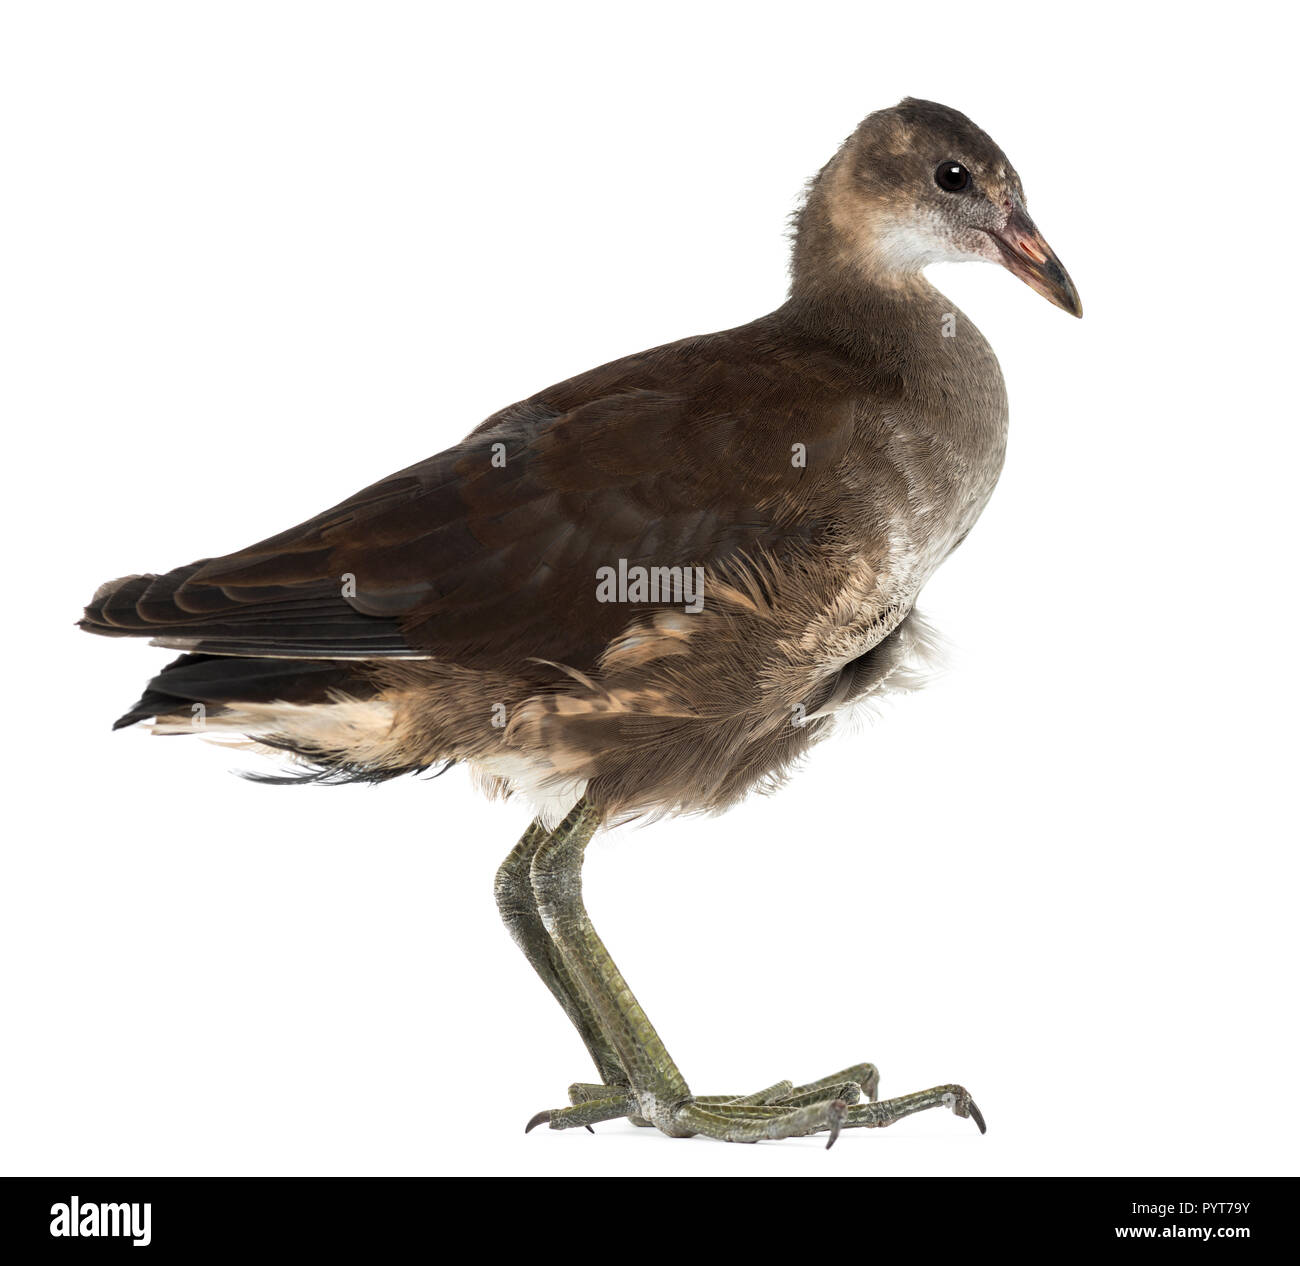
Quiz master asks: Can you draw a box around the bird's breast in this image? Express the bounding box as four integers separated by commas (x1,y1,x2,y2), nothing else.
851,314,1009,614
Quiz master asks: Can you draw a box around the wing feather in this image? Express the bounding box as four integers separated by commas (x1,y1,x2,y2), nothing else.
81,324,858,669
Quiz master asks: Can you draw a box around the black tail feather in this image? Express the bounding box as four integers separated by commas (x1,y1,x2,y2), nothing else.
111,653,377,730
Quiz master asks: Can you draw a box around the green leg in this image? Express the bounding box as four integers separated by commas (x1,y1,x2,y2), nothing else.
519,797,985,1145
494,817,627,1087
528,799,696,1136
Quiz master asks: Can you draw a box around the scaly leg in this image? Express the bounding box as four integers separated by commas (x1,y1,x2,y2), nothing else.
514,798,984,1144
527,799,697,1135
494,817,627,1087
498,812,887,1134
522,799,983,1144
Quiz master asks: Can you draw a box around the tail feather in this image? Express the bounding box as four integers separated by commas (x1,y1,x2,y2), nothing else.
79,565,415,657
111,653,377,730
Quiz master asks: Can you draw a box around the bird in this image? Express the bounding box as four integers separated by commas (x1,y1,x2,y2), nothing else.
80,97,1080,1145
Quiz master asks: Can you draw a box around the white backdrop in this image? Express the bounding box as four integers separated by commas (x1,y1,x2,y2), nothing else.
2,1,1295,1178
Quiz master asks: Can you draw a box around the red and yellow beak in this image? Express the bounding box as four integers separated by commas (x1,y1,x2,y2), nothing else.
987,204,1082,318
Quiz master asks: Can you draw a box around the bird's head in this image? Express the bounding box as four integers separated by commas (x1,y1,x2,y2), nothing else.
793,97,1081,317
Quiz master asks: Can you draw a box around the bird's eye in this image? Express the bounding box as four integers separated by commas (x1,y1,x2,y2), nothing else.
935,161,971,192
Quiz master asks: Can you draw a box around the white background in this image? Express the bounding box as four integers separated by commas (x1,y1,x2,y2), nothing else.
2,1,1295,1179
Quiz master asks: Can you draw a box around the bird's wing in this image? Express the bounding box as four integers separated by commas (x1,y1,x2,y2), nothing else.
81,334,857,670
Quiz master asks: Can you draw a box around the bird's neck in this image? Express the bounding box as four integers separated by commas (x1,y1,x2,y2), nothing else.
787,151,944,352
781,271,952,364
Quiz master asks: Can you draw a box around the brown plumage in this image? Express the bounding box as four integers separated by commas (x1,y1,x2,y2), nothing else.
81,97,1079,826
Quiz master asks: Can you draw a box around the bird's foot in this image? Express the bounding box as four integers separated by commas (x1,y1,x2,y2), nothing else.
524,1063,982,1145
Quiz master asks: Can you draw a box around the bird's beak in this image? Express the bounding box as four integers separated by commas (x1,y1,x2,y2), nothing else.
987,204,1082,318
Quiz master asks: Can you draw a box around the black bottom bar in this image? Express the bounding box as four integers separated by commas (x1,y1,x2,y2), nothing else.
3,1176,1288,1252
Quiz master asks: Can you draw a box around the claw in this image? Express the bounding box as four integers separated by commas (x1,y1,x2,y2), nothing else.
825,1099,848,1150
968,1098,987,1135
525,1109,552,1134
